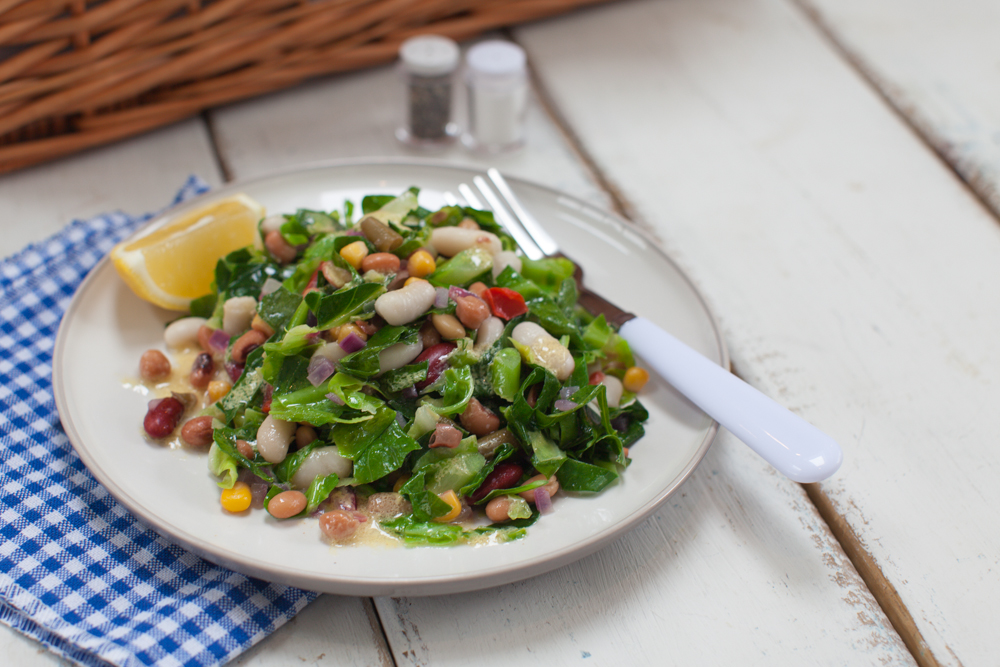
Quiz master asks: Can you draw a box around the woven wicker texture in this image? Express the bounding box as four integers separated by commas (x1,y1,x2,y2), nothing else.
0,0,612,173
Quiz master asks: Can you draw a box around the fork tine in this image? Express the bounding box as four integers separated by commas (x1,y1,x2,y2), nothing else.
457,183,483,209
487,168,560,257
472,175,546,261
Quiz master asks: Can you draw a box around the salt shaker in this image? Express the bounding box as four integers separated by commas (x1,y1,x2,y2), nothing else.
463,40,529,153
396,35,460,146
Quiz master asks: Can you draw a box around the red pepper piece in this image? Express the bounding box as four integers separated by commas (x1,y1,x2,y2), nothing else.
482,287,528,320
302,266,321,295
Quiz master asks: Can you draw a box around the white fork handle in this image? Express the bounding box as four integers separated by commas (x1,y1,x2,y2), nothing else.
619,317,843,483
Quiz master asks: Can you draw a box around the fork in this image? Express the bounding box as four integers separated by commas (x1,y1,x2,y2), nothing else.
463,168,843,484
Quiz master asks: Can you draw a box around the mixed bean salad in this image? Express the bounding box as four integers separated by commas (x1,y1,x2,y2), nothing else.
138,188,651,546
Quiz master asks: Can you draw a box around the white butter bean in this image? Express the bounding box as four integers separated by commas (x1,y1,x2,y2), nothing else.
511,322,575,381
291,446,353,489
378,340,424,375
260,214,285,235
430,227,502,258
223,296,258,336
256,415,296,464
374,280,436,326
312,341,349,364
492,250,522,279
164,317,207,349
602,374,624,409
473,317,505,355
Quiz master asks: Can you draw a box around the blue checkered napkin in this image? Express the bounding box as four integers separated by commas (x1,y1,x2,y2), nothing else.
0,176,318,667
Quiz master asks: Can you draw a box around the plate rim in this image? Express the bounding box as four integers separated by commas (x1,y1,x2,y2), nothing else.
52,157,728,595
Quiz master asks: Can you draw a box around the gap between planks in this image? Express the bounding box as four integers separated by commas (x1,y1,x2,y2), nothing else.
510,22,946,667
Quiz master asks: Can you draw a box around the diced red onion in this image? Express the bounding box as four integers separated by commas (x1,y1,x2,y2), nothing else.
611,416,629,433
344,229,365,236
339,332,366,354
554,399,578,412
354,512,368,523
428,422,462,449
305,331,321,343
535,487,553,514
559,386,579,400
208,329,231,353
260,277,283,298
396,412,407,428
434,287,449,309
147,397,164,410
225,361,244,382
448,285,475,302
307,355,336,386
326,392,345,406
401,386,418,400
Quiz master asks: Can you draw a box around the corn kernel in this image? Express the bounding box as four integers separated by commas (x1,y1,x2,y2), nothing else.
623,366,650,393
221,482,252,513
433,490,462,523
339,241,369,270
404,276,429,287
337,323,367,343
393,474,411,493
207,380,232,403
407,250,436,278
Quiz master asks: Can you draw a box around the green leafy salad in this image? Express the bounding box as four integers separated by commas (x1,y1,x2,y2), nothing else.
148,187,651,547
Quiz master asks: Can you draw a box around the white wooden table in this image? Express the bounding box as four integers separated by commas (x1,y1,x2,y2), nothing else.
4,0,999,664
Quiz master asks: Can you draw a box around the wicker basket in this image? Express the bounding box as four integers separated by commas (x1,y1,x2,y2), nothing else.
0,0,611,174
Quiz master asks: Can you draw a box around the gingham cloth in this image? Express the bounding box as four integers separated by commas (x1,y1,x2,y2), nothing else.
0,177,318,667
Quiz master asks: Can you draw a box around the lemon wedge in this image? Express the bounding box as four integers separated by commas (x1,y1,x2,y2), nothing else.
111,193,265,311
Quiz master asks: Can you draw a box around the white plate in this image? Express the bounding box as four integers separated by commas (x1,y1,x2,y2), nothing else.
53,158,726,596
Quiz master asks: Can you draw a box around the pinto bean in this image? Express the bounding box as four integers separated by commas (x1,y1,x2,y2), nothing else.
231,329,268,364
319,510,361,541
470,462,523,503
485,496,515,522
139,350,171,381
267,490,307,519
264,230,297,264
361,252,401,274
295,424,318,449
236,439,255,459
455,295,490,330
519,474,560,503
189,352,214,389
180,416,214,447
459,398,500,437
431,313,466,340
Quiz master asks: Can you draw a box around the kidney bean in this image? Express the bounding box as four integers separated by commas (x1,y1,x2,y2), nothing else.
231,329,268,364
144,396,185,438
139,350,171,381
419,320,441,349
180,416,214,447
431,313,466,340
485,496,515,523
519,474,560,503
470,462,524,503
361,252,401,275
267,490,307,519
414,342,456,389
319,510,361,541
264,230,297,264
459,398,500,437
190,352,214,388
455,296,490,330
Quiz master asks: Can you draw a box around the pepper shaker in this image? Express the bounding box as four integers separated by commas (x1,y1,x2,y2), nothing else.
462,40,529,153
396,35,460,146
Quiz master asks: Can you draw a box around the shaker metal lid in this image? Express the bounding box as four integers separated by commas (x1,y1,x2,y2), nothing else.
466,40,527,77
399,35,460,77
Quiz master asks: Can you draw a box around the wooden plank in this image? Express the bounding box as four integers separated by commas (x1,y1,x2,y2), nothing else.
796,0,1000,221
0,118,222,258
514,0,1000,665
211,27,910,665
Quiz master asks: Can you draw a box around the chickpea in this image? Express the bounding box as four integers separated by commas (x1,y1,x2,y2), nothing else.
320,510,361,541
361,252,401,275
519,474,560,503
431,313,466,340
468,282,488,297
264,230,297,264
455,295,490,330
459,398,500,437
139,350,171,381
485,496,514,523
180,416,214,447
267,490,307,519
